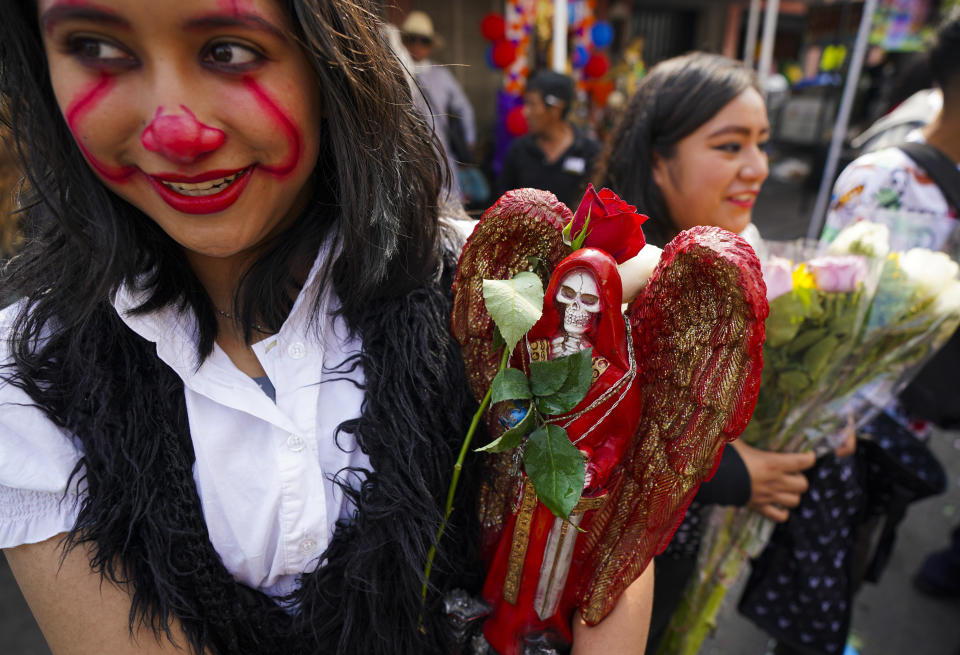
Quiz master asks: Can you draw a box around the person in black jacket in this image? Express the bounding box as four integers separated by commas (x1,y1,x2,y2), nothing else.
593,52,824,653
497,70,602,210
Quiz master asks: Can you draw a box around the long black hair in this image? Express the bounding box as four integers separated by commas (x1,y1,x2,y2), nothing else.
930,7,960,100
593,52,759,247
0,0,446,358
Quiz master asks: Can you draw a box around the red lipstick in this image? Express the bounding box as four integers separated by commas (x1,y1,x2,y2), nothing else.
144,166,254,214
726,191,759,209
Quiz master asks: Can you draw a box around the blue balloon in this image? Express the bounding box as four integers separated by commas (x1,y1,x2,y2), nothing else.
572,45,589,68
485,45,496,69
591,21,614,48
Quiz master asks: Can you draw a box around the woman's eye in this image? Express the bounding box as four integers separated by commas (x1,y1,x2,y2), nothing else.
759,141,772,154
68,37,133,64
204,42,262,68
714,143,742,154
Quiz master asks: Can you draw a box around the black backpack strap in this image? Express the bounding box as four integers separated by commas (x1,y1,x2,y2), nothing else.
898,141,960,213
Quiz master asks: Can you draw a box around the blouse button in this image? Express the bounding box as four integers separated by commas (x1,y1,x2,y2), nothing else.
299,537,318,554
287,342,307,359
286,434,305,452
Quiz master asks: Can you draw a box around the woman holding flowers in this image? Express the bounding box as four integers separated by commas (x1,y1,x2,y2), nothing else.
593,52,821,652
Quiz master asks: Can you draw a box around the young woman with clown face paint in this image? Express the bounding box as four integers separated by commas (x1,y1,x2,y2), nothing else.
0,1,653,653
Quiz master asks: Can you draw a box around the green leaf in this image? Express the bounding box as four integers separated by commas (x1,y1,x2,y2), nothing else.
802,334,839,380
491,367,533,404
483,272,545,353
784,327,828,355
570,207,592,251
776,369,811,395
536,348,594,415
765,292,809,348
524,425,585,519
492,326,506,351
476,402,535,453
529,359,569,397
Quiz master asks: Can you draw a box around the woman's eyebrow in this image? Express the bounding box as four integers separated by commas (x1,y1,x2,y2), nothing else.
182,12,286,39
707,125,771,138
41,2,131,34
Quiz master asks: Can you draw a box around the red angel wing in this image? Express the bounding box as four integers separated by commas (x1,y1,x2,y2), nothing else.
451,188,572,401
576,225,769,624
451,188,572,552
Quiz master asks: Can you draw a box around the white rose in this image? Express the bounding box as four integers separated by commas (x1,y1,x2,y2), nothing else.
826,220,890,259
898,249,960,300
617,244,663,304
932,279,960,318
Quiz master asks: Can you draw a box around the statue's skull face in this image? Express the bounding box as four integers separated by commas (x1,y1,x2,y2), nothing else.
556,269,600,335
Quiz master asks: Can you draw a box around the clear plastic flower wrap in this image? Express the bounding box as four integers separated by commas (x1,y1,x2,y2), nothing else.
741,239,883,454
801,210,960,445
657,237,882,655
660,211,960,655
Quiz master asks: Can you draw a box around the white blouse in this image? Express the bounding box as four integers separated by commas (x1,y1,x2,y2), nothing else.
0,252,369,599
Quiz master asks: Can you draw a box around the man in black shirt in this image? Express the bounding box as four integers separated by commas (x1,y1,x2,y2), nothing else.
496,70,602,209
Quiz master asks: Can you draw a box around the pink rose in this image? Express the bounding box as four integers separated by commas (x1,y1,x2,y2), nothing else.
570,184,648,264
806,255,868,293
762,256,794,301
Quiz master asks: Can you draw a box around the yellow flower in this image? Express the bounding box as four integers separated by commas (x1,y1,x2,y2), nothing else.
792,263,815,290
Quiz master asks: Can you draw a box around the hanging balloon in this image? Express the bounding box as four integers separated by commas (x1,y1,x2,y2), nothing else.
591,21,614,48
584,53,610,79
572,45,589,68
485,45,497,69
505,105,528,136
591,80,615,107
491,40,518,69
480,13,506,42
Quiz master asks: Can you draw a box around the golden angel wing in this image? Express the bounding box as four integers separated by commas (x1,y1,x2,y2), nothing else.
451,188,572,401
577,225,768,624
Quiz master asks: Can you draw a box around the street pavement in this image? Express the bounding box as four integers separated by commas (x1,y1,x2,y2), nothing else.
3,179,960,653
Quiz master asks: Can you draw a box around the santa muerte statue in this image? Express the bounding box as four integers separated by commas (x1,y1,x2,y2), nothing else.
447,186,769,655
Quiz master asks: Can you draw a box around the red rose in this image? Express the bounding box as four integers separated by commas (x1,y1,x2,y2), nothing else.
569,184,648,263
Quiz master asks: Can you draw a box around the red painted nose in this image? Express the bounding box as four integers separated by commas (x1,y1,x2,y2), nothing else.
141,106,225,164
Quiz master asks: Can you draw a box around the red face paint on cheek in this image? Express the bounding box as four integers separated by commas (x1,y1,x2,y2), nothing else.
65,74,136,183
242,77,302,178
218,0,241,13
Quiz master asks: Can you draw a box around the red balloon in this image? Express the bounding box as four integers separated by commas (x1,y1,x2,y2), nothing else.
480,13,506,42
584,53,610,79
491,40,518,69
505,106,527,136
591,80,615,107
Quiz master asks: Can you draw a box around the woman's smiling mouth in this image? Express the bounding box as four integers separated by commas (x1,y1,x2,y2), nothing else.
145,166,255,214
159,170,246,196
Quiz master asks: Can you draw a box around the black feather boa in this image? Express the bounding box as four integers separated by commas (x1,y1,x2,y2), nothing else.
7,256,482,654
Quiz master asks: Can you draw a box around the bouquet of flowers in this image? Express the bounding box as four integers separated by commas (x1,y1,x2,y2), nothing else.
660,212,960,655
742,244,880,452
799,215,960,439
656,241,881,655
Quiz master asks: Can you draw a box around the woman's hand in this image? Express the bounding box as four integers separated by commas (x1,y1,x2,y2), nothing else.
731,440,816,523
572,561,653,654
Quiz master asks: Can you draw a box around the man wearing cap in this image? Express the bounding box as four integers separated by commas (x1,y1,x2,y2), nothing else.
400,11,477,201
497,70,602,209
